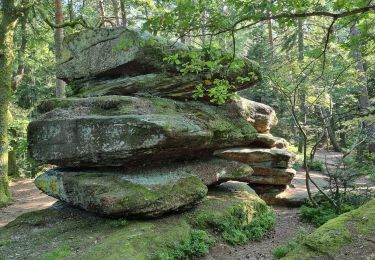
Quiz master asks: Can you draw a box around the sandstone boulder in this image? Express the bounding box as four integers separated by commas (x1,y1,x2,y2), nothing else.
250,167,296,185
29,96,258,167
57,28,179,82
251,133,288,148
228,97,278,133
214,147,294,169
58,28,260,99
34,159,252,217
35,168,207,217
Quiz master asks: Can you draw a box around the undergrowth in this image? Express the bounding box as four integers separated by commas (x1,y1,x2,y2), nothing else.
155,229,214,259
195,203,276,245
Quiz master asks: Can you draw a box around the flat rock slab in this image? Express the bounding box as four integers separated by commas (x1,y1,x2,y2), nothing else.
57,28,180,82
28,96,259,167
58,28,260,98
250,167,296,185
34,159,252,217
214,147,294,169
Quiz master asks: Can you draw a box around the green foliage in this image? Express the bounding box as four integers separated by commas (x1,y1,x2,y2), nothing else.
156,229,214,259
300,202,355,226
195,202,275,245
307,160,323,171
272,228,308,259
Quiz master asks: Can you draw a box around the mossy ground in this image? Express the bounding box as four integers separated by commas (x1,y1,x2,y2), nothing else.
283,198,375,259
0,187,275,260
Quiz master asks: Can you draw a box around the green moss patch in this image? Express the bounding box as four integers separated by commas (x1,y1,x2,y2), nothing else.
0,186,274,260
283,198,375,259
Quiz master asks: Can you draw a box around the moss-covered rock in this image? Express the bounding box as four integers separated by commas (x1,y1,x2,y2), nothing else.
34,159,253,217
28,96,259,167
283,198,375,259
35,168,208,217
57,28,260,99
0,184,275,260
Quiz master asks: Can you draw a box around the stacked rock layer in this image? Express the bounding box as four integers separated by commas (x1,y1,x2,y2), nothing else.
29,28,295,217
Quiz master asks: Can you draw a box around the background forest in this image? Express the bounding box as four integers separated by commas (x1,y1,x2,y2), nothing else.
0,0,374,213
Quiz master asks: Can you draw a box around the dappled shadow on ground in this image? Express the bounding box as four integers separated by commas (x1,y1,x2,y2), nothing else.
0,179,56,227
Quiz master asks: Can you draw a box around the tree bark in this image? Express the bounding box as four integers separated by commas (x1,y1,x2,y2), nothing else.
99,0,107,26
320,106,341,152
12,9,28,90
350,25,375,154
54,0,65,98
297,18,306,153
0,0,19,206
120,0,127,26
111,0,120,26
267,18,273,57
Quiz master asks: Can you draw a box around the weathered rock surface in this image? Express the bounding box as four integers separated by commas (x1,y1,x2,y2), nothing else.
28,96,259,167
34,159,253,217
250,167,296,185
35,168,207,217
251,133,288,149
70,69,259,101
0,185,274,260
283,199,375,260
58,28,260,99
229,97,278,133
214,147,294,169
57,28,180,82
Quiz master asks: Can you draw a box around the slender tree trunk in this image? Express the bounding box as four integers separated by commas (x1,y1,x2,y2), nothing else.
111,0,120,26
99,0,106,26
350,25,375,154
12,9,28,90
297,18,306,153
320,107,341,152
267,18,273,57
0,0,18,206
120,0,127,26
54,0,65,98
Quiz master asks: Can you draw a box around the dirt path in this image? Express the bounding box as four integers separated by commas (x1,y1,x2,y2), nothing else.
0,179,56,227
202,206,314,260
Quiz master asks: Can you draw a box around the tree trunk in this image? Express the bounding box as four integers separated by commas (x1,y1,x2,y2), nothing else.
320,106,341,152
12,9,28,90
120,0,127,26
99,0,106,26
267,18,273,57
350,25,375,154
111,0,120,26
297,18,306,153
0,0,18,206
8,150,19,178
54,0,65,98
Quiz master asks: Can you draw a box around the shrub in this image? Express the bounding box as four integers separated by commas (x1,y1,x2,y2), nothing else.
156,229,214,259
308,160,323,171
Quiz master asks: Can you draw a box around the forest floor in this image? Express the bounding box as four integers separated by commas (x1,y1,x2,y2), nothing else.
201,206,315,260
0,179,56,228
0,150,372,259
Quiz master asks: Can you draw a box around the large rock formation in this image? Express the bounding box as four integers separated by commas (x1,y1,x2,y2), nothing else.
29,27,295,217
